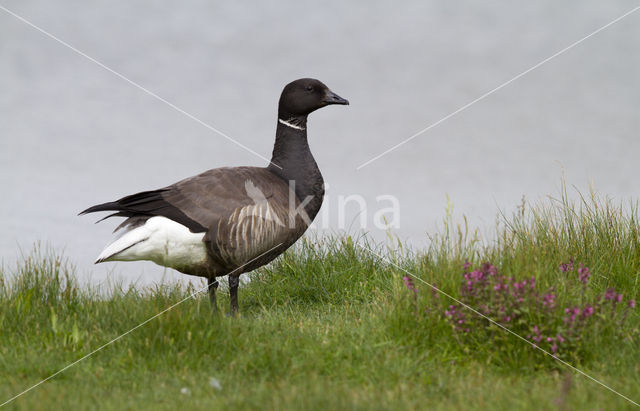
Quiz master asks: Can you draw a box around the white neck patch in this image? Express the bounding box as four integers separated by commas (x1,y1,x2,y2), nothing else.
279,118,305,131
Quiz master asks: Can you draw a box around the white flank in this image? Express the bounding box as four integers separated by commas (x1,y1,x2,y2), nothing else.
95,216,208,268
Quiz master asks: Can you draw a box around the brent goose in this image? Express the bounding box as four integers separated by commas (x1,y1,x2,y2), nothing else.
80,78,348,314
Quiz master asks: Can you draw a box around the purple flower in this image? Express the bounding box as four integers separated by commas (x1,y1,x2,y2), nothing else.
629,300,636,309
559,258,574,272
530,325,544,343
486,265,498,276
543,293,556,308
430,284,440,299
463,261,472,271
564,307,581,325
403,276,417,296
582,305,594,317
604,288,617,301
577,264,591,284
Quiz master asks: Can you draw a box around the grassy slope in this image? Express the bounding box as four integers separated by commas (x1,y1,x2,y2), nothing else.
1,191,639,410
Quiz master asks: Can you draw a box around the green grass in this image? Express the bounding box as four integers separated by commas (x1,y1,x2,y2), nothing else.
1,189,639,410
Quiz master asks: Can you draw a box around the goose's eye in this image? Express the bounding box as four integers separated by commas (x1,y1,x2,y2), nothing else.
305,85,314,92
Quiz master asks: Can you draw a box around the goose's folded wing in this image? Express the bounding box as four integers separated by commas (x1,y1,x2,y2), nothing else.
161,167,283,232
164,167,303,268
80,165,296,243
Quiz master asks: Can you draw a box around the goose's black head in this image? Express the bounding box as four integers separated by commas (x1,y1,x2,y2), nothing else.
278,78,349,118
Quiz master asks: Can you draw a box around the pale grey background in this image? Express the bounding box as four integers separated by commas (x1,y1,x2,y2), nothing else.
1,1,638,288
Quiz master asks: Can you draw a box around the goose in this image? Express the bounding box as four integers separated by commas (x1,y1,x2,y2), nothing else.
80,78,349,314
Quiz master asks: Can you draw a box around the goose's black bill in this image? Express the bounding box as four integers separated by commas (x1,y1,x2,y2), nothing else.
323,90,349,105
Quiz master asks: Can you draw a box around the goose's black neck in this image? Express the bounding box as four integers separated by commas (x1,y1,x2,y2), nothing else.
267,114,324,218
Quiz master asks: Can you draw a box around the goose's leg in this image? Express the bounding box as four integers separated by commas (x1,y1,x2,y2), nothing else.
229,274,240,315
208,277,219,313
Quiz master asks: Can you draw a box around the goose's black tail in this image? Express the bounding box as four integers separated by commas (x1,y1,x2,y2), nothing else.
78,188,205,232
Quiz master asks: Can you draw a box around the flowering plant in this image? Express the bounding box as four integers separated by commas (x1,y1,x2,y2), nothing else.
402,260,637,363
